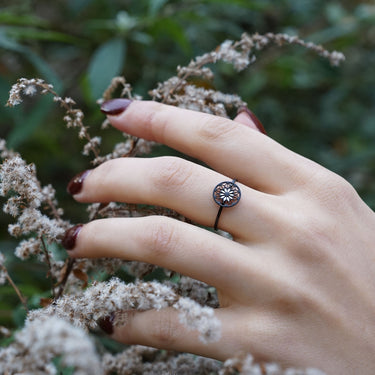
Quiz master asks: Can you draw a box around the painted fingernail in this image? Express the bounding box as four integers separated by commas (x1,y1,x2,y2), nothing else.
62,224,83,250
237,106,267,135
100,98,133,116
97,313,115,335
67,170,91,195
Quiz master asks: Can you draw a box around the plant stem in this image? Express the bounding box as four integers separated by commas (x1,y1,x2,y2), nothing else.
41,237,56,300
1,264,28,312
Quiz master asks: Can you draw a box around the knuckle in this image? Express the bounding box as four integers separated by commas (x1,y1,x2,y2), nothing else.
151,157,193,193
309,169,358,209
323,174,358,205
94,159,123,185
143,216,177,259
198,116,240,144
274,287,319,317
286,210,336,263
142,103,168,142
150,311,181,347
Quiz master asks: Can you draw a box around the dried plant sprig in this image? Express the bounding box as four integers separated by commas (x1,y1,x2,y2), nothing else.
91,136,153,166
0,139,71,298
0,316,103,375
28,278,221,343
99,76,140,104
102,346,222,375
220,353,326,375
0,143,69,242
7,78,100,159
150,32,345,117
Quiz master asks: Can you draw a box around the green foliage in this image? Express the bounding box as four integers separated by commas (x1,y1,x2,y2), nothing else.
0,0,374,329
88,37,127,100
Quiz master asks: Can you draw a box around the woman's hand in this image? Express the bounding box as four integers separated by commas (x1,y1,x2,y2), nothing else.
63,99,375,374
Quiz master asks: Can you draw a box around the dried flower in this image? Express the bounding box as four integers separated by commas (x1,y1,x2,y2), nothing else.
28,278,221,343
0,316,103,375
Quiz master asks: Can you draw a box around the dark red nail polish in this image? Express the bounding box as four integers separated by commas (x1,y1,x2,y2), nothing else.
237,106,267,135
62,224,83,250
100,98,133,115
67,170,91,195
97,313,115,335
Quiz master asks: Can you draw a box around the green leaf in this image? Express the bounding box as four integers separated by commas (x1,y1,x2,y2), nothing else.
149,0,169,16
5,26,84,45
151,18,190,53
0,11,48,27
87,38,126,100
7,96,54,148
0,28,62,91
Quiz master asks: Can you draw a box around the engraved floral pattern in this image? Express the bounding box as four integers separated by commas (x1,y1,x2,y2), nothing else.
213,181,241,207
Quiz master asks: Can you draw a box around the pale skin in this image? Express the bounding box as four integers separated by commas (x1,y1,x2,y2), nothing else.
66,101,375,374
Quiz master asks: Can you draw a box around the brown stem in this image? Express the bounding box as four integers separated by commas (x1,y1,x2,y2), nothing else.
1,264,28,312
40,237,56,300
55,258,75,300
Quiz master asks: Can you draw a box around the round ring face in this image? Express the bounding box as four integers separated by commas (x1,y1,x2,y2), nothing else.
213,181,241,208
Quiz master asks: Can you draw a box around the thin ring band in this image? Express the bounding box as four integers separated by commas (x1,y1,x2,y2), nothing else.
213,179,241,230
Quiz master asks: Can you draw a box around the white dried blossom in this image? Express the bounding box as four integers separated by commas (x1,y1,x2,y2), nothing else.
23,83,37,96
0,156,42,208
220,354,326,375
0,325,11,337
28,278,221,343
103,346,221,375
0,316,103,375
83,136,102,156
175,297,221,343
8,207,65,241
14,237,42,259
176,85,245,116
7,78,50,106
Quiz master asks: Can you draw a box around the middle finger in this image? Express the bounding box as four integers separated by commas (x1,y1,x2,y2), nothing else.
70,156,280,239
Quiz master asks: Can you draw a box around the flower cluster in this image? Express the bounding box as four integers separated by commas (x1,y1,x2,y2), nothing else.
0,316,103,375
28,278,221,343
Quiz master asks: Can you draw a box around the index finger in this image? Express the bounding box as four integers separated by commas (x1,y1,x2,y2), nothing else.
101,99,318,193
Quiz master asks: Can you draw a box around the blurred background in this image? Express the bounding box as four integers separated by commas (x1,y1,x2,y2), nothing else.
0,0,374,328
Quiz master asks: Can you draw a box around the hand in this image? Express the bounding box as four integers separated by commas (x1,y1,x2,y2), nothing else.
63,99,375,374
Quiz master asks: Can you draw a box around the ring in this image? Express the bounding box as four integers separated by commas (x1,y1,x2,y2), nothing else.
213,179,241,230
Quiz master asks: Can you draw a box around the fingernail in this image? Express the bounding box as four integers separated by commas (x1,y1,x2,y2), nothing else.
237,106,267,135
67,170,91,195
100,98,133,116
62,224,83,250
97,313,115,335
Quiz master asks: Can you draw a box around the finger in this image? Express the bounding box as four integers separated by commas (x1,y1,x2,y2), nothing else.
104,307,283,364
234,107,266,134
71,157,280,239
233,111,258,130
107,308,234,360
101,100,316,193
64,216,268,291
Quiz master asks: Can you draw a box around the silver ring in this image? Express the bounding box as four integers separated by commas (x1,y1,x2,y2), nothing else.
213,179,241,230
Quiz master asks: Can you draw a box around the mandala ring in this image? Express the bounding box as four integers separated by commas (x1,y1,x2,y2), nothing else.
213,179,241,230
